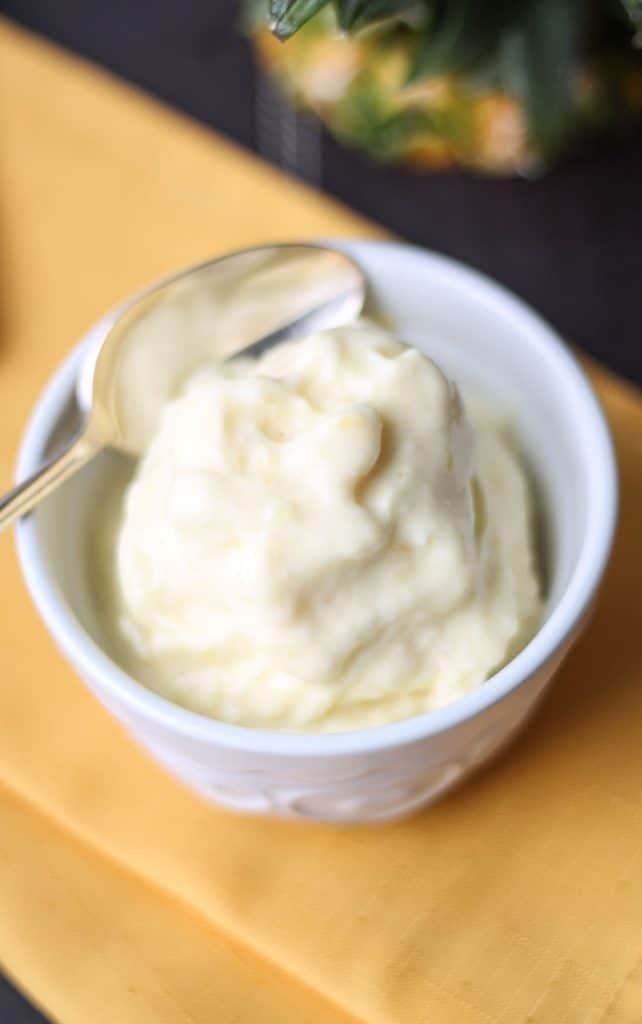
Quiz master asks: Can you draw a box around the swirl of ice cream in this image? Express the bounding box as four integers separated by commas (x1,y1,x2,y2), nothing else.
113,321,540,731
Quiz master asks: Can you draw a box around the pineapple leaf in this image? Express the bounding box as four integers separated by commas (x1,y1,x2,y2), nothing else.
409,0,519,79
620,0,642,43
337,0,419,33
499,0,583,155
269,0,332,40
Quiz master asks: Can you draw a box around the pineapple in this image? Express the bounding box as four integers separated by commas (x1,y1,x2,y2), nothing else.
247,0,642,174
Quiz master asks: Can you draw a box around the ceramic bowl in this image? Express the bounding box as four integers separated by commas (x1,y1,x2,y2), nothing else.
16,241,618,823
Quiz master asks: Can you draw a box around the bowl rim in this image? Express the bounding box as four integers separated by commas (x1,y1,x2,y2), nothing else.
15,239,618,757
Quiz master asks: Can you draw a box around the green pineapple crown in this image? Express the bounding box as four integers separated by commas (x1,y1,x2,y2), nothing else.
268,0,641,44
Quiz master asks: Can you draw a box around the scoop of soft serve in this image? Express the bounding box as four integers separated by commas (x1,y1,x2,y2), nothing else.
115,320,540,731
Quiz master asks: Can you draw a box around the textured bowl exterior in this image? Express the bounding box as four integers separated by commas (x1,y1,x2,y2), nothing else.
15,240,617,823
77,648,568,822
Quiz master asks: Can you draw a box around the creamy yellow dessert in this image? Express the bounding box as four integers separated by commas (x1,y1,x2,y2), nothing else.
111,320,540,731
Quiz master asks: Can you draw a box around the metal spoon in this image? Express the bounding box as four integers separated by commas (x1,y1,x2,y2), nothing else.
0,243,366,531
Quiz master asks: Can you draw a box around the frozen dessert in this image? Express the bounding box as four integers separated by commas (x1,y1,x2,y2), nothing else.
109,320,541,731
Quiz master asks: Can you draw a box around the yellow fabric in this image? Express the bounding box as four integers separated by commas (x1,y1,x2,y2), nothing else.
1,19,641,1023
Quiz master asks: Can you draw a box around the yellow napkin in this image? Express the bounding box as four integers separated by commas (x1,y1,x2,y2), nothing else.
1,19,642,1024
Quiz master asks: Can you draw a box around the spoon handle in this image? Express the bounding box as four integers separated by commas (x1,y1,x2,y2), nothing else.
0,433,101,532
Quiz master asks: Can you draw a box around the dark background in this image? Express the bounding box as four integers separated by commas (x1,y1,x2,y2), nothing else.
1,1,641,1020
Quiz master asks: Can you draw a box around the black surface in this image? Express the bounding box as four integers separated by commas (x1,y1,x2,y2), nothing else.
0,1,641,1021
0,976,49,1024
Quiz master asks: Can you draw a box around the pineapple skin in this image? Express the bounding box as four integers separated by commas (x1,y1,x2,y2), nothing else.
252,10,642,175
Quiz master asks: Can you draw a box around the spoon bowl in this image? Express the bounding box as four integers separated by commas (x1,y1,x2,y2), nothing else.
0,243,366,529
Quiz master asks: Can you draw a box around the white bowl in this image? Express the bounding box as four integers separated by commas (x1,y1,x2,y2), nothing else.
16,241,617,824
